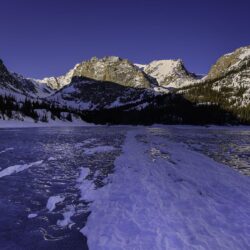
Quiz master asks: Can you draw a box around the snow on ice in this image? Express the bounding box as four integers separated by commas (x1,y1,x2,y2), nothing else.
0,147,14,154
76,167,90,183
0,160,43,178
46,195,65,212
57,205,76,228
48,157,56,161
27,213,38,219
81,128,250,250
76,167,98,201
75,138,97,149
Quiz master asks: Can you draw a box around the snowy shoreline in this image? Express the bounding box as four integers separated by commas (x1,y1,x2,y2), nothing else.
0,118,95,128
1,118,250,130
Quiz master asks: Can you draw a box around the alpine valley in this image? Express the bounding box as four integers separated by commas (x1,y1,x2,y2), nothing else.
1,45,250,125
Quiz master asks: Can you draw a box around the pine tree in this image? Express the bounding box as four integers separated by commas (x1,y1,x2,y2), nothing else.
66,113,72,122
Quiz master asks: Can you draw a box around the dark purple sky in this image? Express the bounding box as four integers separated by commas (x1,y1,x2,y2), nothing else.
1,0,250,78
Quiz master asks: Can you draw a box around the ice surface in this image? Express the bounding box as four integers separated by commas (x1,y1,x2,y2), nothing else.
0,160,43,178
81,129,250,250
46,195,65,212
1,126,249,249
83,146,116,155
75,138,97,149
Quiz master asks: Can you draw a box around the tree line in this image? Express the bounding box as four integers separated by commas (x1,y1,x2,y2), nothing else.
0,95,74,122
0,92,248,125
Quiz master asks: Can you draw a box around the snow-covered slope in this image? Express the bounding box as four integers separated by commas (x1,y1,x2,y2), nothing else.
50,77,159,111
0,59,53,98
134,63,147,71
35,63,80,90
13,74,53,98
143,59,199,88
183,45,250,108
0,59,90,125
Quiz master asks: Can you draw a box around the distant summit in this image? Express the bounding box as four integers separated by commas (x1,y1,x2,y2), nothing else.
144,59,198,88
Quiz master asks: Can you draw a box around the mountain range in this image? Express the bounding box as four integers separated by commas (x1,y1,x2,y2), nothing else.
0,45,250,125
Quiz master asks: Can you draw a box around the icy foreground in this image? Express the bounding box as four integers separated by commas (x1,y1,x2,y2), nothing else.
82,129,250,250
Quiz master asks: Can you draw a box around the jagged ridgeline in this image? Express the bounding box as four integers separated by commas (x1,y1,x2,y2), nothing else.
0,47,250,125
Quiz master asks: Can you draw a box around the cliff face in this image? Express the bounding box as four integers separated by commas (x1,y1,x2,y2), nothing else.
50,77,158,111
71,56,157,89
206,46,250,81
36,57,199,91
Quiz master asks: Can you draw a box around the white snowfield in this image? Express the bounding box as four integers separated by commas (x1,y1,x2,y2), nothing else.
143,59,197,88
0,160,43,178
35,63,80,90
81,129,250,250
144,60,183,83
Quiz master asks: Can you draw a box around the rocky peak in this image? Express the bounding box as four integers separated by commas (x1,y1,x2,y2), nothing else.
0,59,52,97
90,56,122,63
72,56,156,88
0,59,4,69
37,56,156,89
143,59,197,88
206,45,250,82
0,59,9,78
0,59,17,87
196,45,250,108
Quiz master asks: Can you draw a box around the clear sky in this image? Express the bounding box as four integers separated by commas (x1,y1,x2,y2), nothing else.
1,0,250,78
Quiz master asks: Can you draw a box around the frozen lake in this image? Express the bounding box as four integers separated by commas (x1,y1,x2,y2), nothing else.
0,126,249,249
